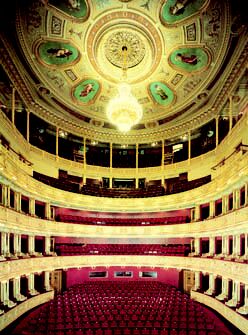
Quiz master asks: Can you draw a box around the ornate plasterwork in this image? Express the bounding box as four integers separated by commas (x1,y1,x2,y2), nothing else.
0,256,247,284
86,11,162,84
1,0,246,143
104,30,145,69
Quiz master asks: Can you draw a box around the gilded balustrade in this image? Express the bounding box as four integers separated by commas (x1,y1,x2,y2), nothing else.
191,291,248,335
0,256,247,285
0,205,247,239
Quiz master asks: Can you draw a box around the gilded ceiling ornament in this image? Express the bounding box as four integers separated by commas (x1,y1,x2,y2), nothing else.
104,31,145,69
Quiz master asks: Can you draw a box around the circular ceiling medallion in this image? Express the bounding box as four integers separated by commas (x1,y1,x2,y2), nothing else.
86,11,163,84
104,30,145,69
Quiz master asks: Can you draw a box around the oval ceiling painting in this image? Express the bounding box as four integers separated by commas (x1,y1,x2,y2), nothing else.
48,0,88,19
38,41,79,66
73,79,100,104
149,82,175,106
161,0,208,25
169,47,210,72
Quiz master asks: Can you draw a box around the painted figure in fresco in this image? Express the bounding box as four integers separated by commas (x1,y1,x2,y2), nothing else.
47,48,73,58
80,83,94,97
169,0,191,15
66,0,81,10
154,85,168,100
176,53,198,65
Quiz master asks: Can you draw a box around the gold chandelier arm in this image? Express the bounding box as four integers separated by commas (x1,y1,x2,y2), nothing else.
122,46,128,80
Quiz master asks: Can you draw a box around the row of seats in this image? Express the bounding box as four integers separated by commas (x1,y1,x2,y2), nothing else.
13,281,232,335
55,244,190,256
166,176,211,195
81,185,166,198
55,215,190,225
33,171,211,198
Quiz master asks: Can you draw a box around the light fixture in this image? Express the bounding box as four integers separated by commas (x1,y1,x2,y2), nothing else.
106,46,143,132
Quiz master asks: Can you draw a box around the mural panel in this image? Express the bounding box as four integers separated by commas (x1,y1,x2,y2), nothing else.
169,48,210,72
38,42,79,66
161,0,207,25
49,0,88,19
73,79,100,104
149,82,174,106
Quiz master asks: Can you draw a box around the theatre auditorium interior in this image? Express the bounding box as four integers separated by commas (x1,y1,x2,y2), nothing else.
0,0,248,334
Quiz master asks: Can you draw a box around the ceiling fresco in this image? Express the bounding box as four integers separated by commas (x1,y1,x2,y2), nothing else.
0,0,246,143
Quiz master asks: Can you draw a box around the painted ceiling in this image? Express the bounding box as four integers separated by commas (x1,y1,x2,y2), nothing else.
1,0,247,143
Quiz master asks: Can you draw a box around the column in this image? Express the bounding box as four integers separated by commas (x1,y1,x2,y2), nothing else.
192,271,201,291
135,143,139,189
13,277,26,301
209,236,216,256
216,278,229,301
205,273,216,296
5,233,10,257
1,185,10,207
161,139,164,168
222,235,230,257
83,137,86,184
11,87,15,124
190,208,195,222
241,234,248,260
161,140,165,187
0,233,7,260
226,281,240,307
244,183,248,206
14,192,21,212
188,130,191,162
45,236,51,255
237,284,248,315
229,95,233,131
233,189,240,210
56,127,59,160
1,185,5,205
232,235,241,257
28,235,35,255
13,234,21,256
194,237,201,256
215,116,219,148
6,186,10,208
222,195,228,215
26,110,30,142
190,239,194,253
0,280,16,308
27,273,39,296
110,142,113,189
209,200,215,218
45,202,51,220
44,271,51,291
29,198,35,216
194,205,200,221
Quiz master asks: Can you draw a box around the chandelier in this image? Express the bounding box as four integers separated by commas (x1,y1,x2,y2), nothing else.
106,46,143,132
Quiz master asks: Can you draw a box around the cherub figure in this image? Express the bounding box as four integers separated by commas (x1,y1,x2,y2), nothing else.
80,83,94,97
154,85,168,100
47,48,72,58
66,0,81,11
176,53,198,65
169,0,190,15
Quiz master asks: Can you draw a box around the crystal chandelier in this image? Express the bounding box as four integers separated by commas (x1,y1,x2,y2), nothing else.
106,47,143,132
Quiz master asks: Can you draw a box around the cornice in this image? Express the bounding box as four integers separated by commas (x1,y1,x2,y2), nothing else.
0,256,247,284
0,205,247,239
0,9,247,143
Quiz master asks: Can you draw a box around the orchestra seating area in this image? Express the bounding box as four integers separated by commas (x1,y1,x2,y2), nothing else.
55,215,190,226
55,244,190,256
12,281,233,335
33,171,211,198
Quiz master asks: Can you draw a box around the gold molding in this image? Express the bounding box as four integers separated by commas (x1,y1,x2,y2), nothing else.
0,256,247,284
